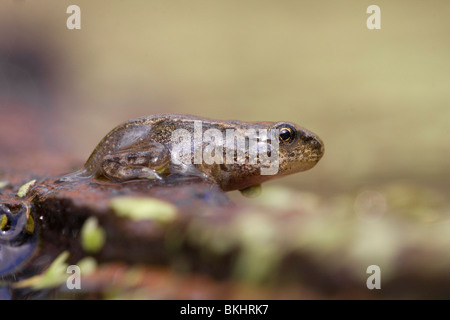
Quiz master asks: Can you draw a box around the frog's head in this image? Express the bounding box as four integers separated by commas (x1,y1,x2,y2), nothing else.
269,122,324,176
198,120,324,192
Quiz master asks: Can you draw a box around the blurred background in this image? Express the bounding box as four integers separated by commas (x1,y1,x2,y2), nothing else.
0,0,449,298
1,0,449,191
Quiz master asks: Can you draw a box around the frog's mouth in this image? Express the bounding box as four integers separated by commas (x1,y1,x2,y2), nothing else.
278,150,324,176
277,160,316,176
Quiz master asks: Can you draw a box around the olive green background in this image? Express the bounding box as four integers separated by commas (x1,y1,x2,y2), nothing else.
1,0,450,299
1,0,449,192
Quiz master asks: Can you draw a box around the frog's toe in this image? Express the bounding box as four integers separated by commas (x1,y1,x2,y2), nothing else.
145,173,163,180
137,167,164,180
55,170,92,183
169,163,209,180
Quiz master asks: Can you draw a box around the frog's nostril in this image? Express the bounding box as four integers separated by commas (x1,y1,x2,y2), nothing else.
310,137,324,152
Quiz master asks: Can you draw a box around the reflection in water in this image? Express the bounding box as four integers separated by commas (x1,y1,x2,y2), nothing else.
0,201,38,276
0,286,11,300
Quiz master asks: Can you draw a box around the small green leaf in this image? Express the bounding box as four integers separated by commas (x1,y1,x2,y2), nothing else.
110,197,177,223
13,251,70,289
77,256,97,275
81,217,106,254
16,180,36,198
0,214,8,231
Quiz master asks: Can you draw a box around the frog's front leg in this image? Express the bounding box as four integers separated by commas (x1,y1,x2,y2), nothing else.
99,148,170,182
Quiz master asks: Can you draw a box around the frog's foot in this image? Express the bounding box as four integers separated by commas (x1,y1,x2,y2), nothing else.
239,184,262,198
55,169,93,183
103,166,163,181
100,150,169,182
169,162,210,180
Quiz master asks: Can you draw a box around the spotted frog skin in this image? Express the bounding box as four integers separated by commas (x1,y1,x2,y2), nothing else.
58,114,324,193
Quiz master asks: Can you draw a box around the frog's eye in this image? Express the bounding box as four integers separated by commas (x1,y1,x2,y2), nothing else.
278,125,296,144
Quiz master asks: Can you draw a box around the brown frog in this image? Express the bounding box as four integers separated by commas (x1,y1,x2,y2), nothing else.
57,114,324,195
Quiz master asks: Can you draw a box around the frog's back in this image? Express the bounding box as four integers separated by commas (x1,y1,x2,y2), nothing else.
83,114,213,173
56,113,324,189
83,115,161,173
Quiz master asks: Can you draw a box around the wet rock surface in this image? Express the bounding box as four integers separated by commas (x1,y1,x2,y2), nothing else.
1,105,450,299
2,162,450,299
